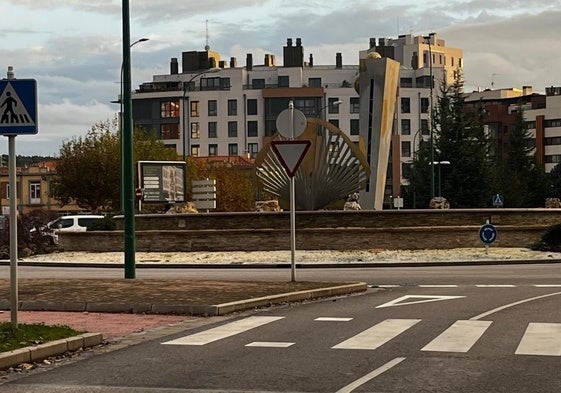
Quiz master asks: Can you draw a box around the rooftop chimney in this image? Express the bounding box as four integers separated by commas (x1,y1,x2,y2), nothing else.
336,53,342,68
523,85,532,95
230,57,237,68
309,54,313,67
170,58,178,75
246,53,253,71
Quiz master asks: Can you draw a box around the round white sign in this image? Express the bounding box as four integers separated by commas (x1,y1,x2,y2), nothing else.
276,108,307,139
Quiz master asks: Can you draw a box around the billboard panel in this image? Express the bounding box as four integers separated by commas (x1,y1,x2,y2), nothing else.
138,161,186,203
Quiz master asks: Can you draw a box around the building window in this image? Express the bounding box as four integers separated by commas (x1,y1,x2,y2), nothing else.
228,99,237,116
278,75,289,87
161,101,179,118
228,121,238,137
421,97,430,113
252,79,265,89
402,162,412,180
208,122,217,138
228,143,238,156
200,77,220,91
265,119,276,136
350,119,360,135
401,141,411,157
190,101,199,117
328,119,339,128
208,144,218,156
401,97,411,113
350,97,360,114
29,182,41,204
220,77,231,90
545,119,561,128
545,154,561,164
421,119,429,135
161,123,180,139
308,77,322,87
328,97,340,114
191,122,200,139
400,78,413,88
208,100,217,116
247,99,258,115
247,121,258,137
191,144,200,157
401,119,411,135
248,143,259,159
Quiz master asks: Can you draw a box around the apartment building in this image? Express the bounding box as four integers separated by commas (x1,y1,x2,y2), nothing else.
132,34,463,199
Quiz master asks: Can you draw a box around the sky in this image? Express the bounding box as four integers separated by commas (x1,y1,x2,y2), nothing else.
1,0,561,156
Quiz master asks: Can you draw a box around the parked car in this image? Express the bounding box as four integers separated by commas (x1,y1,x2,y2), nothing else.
32,215,104,245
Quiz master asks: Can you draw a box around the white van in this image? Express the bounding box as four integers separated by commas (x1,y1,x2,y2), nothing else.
39,215,104,245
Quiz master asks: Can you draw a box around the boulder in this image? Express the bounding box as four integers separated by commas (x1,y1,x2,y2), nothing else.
429,197,450,209
545,198,561,208
255,200,281,212
166,202,198,214
344,192,362,211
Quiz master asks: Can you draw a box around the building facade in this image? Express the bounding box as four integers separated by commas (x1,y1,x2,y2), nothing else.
132,34,463,205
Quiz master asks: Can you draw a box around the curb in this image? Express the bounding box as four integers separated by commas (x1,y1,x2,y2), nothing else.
0,332,103,371
0,283,368,317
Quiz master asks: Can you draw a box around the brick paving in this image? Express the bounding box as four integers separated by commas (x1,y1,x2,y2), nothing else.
0,278,349,340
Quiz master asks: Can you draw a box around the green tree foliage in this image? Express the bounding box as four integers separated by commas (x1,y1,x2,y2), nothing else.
51,117,177,212
548,163,561,198
410,73,495,208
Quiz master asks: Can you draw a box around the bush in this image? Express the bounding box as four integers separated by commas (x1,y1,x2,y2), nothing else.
87,216,116,231
531,223,561,251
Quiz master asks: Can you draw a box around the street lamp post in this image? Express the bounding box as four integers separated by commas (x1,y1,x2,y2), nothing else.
182,68,220,161
424,34,435,201
433,160,450,197
116,38,148,211
411,128,427,208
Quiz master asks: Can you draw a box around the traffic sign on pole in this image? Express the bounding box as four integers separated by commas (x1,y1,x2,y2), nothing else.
271,140,311,177
0,79,38,135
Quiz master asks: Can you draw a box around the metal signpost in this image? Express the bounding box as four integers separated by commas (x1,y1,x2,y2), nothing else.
274,101,307,281
479,219,497,255
0,67,38,327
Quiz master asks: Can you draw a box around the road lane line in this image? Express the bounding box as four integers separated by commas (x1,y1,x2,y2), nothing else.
533,284,561,287
470,291,561,320
419,285,458,288
162,316,284,346
515,323,561,356
336,357,406,393
421,320,492,353
246,342,294,348
315,317,353,322
332,319,421,350
476,284,516,288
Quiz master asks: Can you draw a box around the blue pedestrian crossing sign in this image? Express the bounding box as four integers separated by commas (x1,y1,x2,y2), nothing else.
0,79,38,135
492,194,504,207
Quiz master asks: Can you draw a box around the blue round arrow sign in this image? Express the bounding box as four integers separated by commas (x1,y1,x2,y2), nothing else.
479,223,497,244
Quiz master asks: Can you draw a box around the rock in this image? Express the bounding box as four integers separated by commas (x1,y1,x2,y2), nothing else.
255,200,281,212
429,197,450,209
344,193,361,211
165,202,198,214
545,198,561,208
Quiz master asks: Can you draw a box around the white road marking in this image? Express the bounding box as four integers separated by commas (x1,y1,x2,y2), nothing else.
246,342,294,348
375,284,401,288
470,291,561,320
418,285,458,288
315,317,353,322
333,319,421,350
376,295,465,308
533,284,561,287
161,316,284,346
335,357,406,393
475,284,516,288
421,320,492,353
515,323,561,356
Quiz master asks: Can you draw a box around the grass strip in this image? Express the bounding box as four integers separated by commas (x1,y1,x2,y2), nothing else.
0,322,84,352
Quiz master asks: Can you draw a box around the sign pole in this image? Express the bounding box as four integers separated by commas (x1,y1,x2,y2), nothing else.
288,101,296,282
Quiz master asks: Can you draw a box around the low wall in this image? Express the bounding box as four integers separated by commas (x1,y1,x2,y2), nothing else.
59,209,561,252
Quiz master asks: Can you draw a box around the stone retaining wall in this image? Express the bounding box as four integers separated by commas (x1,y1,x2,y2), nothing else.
59,209,561,252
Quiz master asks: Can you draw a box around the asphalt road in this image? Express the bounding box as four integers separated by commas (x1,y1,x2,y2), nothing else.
2,263,561,392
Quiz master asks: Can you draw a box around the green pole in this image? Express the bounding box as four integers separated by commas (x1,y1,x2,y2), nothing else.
122,0,135,278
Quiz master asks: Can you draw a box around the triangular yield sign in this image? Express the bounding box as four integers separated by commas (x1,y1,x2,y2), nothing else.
271,140,311,177
376,295,465,308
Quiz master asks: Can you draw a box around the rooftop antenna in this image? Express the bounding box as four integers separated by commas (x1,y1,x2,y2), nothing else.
204,19,210,51
491,73,498,89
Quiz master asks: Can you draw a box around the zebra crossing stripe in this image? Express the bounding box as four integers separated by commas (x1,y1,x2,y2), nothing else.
515,323,561,356
332,319,421,350
421,320,492,353
162,316,284,346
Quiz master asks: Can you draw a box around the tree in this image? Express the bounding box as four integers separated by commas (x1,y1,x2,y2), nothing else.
51,117,177,212
499,106,537,206
432,73,495,207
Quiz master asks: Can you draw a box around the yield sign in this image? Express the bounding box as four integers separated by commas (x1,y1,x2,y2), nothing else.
376,295,465,308
271,140,311,177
